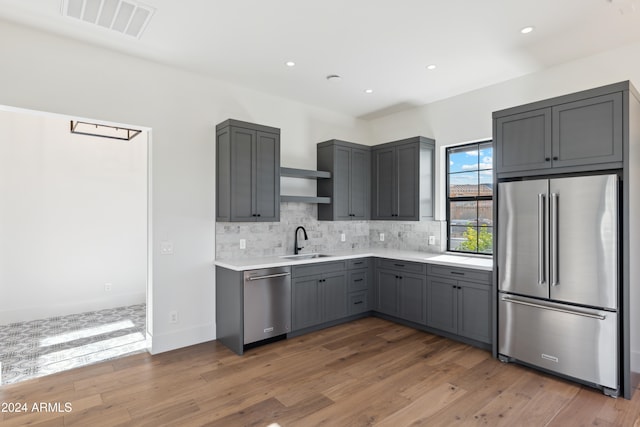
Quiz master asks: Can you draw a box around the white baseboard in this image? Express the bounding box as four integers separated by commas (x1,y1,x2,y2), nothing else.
149,322,216,355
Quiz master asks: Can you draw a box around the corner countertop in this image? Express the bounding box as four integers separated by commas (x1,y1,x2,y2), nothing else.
214,249,493,272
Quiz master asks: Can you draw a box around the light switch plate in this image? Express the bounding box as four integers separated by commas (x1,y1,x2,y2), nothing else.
340,233,346,242
428,235,436,245
240,239,246,249
380,233,385,242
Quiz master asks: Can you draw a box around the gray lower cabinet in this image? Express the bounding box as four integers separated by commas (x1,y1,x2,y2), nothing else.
347,258,372,315
291,261,348,331
495,86,623,177
216,119,280,222
374,259,427,324
426,265,491,344
317,140,370,220
371,136,434,221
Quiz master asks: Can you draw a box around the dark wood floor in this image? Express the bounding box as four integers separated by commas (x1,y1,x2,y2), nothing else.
1,317,639,426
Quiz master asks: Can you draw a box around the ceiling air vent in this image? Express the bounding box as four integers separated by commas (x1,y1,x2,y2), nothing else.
61,0,155,39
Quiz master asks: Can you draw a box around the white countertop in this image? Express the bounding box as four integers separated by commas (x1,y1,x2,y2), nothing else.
214,248,493,272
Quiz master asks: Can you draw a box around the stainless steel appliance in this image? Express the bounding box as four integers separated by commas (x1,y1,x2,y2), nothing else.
243,266,291,345
498,174,619,396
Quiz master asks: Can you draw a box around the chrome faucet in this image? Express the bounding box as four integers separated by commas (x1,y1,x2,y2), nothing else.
294,226,308,254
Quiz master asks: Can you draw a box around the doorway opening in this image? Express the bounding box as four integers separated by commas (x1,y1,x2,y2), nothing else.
0,105,151,385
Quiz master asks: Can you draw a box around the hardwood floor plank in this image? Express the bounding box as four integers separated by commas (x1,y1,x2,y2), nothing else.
375,382,468,426
1,317,640,426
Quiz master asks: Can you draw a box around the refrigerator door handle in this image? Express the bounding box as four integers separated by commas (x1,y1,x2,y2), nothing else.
550,193,559,286
537,193,546,284
501,296,606,320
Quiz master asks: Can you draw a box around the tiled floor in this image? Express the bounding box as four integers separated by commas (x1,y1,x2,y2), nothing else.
0,304,147,385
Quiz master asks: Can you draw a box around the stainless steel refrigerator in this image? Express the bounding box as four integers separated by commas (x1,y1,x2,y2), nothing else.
497,174,619,396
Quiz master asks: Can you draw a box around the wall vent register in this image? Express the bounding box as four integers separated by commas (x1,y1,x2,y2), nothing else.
61,0,155,39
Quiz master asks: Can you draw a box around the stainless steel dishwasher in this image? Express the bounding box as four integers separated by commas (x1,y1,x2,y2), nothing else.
243,266,291,345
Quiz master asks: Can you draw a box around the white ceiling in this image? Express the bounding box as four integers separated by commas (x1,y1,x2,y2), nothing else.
1,0,640,119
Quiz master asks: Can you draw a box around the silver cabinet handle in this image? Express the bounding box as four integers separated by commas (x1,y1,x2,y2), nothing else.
550,193,559,286
248,272,291,281
501,296,605,320
538,193,546,284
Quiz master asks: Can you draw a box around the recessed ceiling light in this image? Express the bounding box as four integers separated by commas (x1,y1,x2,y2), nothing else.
364,89,374,94
426,64,437,70
285,61,296,67
326,74,342,82
520,26,534,34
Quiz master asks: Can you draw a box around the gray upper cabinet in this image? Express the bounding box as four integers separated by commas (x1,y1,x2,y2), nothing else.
371,137,435,220
317,140,371,221
216,119,280,222
495,108,552,174
495,87,624,177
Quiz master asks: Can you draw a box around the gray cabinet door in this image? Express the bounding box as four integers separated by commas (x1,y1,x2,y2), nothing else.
317,141,370,221
350,148,370,219
217,120,280,223
398,272,426,324
371,147,396,219
495,108,552,174
426,276,458,334
375,269,399,316
255,131,280,222
322,272,348,322
333,146,352,220
396,143,419,220
551,93,622,168
457,280,491,343
292,276,322,330
230,127,256,221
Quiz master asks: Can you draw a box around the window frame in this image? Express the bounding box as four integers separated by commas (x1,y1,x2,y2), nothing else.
445,140,493,255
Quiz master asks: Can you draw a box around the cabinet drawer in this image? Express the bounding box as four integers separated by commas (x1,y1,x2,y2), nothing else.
348,270,368,292
427,264,491,284
292,261,347,278
376,258,426,274
348,291,369,314
348,258,371,270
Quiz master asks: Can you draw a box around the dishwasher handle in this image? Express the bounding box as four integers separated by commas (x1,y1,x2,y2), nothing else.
247,272,291,281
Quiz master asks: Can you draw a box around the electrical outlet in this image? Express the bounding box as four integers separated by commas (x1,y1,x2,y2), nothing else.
428,235,436,245
240,239,246,249
380,233,385,242
340,233,346,242
104,283,112,292
169,311,178,324
160,240,173,255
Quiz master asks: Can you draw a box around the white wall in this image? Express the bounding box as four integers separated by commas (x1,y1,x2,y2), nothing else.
369,38,640,219
0,19,369,353
0,111,147,323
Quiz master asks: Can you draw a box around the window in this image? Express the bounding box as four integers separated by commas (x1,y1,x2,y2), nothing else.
446,141,493,255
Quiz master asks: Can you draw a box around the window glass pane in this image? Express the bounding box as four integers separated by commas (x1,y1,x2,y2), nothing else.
449,171,478,197
479,170,493,196
479,143,493,171
449,225,493,254
478,227,493,254
449,200,477,226
448,146,479,173
449,225,469,251
478,200,493,227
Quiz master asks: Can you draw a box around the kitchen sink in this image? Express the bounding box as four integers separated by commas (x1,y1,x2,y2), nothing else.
280,253,332,260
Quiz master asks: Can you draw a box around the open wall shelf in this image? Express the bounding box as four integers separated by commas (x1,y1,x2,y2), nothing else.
280,167,331,204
